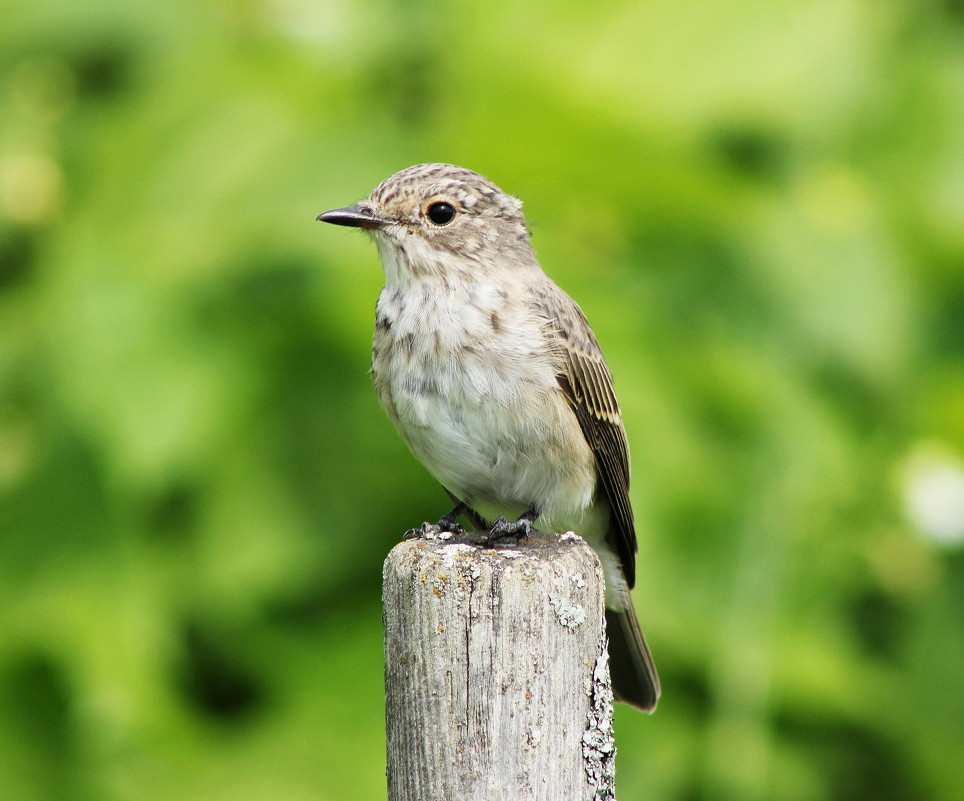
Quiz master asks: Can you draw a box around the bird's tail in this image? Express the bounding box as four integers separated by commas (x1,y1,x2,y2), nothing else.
605,599,660,713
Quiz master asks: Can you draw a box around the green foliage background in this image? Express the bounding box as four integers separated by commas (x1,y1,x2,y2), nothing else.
1,1,962,799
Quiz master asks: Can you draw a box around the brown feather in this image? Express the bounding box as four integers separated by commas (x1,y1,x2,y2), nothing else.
534,287,637,587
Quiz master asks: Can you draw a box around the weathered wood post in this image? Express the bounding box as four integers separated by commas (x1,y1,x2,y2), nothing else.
383,530,617,801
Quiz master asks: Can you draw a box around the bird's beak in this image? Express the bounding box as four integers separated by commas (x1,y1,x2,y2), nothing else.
316,203,390,230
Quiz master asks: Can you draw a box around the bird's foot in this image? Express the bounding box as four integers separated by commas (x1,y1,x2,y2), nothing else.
483,510,539,544
404,507,467,540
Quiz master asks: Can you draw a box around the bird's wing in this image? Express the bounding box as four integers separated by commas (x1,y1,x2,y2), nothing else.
535,284,637,587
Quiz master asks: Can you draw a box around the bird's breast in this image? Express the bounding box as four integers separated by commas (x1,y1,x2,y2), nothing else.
370,280,597,521
372,281,548,419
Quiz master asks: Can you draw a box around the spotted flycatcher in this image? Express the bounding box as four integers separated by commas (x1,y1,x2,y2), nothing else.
317,163,659,711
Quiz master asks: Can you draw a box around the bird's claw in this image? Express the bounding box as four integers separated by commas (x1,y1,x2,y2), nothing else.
484,511,537,544
404,512,466,541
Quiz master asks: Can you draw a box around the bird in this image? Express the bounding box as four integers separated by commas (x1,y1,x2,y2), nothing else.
316,163,659,712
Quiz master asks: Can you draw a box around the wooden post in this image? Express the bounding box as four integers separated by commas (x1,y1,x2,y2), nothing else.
383,531,617,801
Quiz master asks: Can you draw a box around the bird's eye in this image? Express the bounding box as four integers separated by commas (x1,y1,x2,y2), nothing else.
426,201,457,226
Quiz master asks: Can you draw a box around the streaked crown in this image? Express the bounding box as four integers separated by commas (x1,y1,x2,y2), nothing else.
370,163,523,220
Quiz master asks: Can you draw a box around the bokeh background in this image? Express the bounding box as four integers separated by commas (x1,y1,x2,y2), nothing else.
1,0,962,799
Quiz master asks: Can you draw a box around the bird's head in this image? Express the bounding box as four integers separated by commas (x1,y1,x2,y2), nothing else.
317,164,536,284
